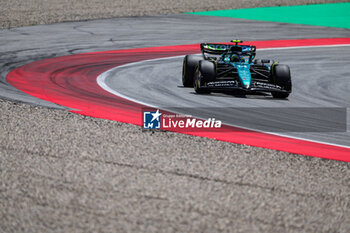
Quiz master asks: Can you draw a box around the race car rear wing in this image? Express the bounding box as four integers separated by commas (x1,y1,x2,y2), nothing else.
200,43,256,56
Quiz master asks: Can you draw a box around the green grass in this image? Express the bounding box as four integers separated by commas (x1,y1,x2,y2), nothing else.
186,3,350,29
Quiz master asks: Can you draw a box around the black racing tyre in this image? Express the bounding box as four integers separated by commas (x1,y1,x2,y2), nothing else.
182,55,203,87
271,64,292,99
193,65,211,94
271,91,290,99
198,60,216,83
194,74,211,94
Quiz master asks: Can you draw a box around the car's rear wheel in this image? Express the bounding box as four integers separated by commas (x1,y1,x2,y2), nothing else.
271,64,291,99
182,55,203,87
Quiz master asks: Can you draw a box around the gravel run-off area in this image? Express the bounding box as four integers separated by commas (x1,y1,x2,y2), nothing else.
0,0,348,29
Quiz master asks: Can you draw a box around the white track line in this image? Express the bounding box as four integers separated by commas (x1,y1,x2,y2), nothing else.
97,44,350,149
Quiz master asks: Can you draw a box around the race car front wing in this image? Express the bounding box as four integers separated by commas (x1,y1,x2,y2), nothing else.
204,80,289,93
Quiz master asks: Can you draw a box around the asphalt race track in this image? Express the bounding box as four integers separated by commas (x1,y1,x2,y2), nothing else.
0,15,350,155
103,46,350,147
1,14,350,104
2,15,350,160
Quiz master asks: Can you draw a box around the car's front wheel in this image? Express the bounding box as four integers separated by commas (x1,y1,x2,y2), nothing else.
193,74,211,94
271,64,291,99
193,60,215,94
271,91,290,99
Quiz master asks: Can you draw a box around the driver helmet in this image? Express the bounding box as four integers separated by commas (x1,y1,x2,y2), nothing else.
231,54,243,62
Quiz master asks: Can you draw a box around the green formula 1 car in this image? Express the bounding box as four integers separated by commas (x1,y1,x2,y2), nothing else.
182,40,292,98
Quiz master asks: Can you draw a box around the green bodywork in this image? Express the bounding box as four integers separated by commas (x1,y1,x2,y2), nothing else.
234,63,251,88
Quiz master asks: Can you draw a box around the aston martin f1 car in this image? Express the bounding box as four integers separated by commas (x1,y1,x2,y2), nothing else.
182,40,292,98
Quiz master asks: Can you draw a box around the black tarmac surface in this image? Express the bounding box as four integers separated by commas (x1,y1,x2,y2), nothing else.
104,46,350,147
